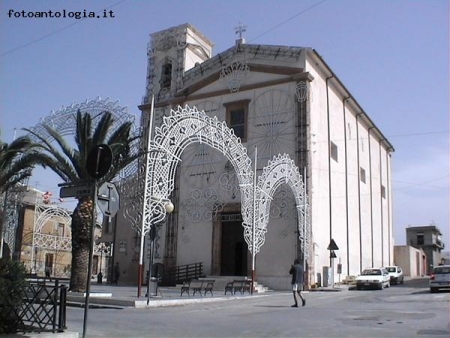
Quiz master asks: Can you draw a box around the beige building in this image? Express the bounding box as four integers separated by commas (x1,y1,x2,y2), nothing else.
113,23,395,290
394,245,426,277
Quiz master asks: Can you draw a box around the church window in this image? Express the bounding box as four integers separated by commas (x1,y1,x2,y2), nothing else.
224,99,250,142
160,61,172,90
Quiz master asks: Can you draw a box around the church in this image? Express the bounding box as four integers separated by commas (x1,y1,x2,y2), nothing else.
111,23,394,290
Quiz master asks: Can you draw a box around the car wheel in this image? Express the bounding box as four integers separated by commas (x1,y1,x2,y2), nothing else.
356,286,361,290
430,288,438,293
378,283,383,290
400,277,404,284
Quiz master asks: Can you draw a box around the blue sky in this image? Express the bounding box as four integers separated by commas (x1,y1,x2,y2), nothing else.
1,0,448,247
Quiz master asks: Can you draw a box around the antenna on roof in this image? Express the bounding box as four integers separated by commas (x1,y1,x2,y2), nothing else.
234,22,247,45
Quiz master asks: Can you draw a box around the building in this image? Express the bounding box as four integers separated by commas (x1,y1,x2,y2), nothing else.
3,186,110,281
393,245,426,277
441,251,450,265
406,224,445,274
8,187,73,277
114,23,395,290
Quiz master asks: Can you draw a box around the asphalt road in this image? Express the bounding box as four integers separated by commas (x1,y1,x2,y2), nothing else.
66,278,450,338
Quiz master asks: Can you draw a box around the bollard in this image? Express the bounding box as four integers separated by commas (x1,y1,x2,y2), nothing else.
58,284,67,332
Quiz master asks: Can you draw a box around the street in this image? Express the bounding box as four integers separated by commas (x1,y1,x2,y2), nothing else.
66,278,449,337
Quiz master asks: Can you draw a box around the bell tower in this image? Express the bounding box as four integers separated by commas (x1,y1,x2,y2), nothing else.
143,23,214,105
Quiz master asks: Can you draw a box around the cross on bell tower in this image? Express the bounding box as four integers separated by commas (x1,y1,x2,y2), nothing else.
235,22,247,45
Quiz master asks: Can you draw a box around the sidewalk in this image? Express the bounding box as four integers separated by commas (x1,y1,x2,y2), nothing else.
66,282,268,308
67,281,352,308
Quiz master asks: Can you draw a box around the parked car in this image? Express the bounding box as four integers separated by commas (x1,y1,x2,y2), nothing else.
429,265,450,293
356,267,390,290
385,266,404,285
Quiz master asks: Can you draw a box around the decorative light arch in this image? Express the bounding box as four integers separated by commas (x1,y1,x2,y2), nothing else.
143,105,255,246
28,199,72,273
16,97,137,269
28,97,140,180
255,154,311,258
32,203,72,251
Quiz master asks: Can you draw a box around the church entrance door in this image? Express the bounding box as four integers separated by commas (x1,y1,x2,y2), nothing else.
220,213,247,276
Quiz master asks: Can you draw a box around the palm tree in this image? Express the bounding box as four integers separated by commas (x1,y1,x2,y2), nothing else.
0,134,37,259
0,134,35,194
23,110,140,292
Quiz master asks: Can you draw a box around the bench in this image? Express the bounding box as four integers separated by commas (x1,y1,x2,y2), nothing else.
224,279,252,295
180,279,215,297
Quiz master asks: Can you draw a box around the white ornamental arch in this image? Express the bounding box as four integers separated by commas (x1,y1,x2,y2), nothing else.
143,105,255,246
33,204,72,251
29,202,72,271
255,154,311,258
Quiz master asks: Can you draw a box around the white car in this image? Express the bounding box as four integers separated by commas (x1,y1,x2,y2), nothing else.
356,267,390,290
385,266,404,285
430,265,450,293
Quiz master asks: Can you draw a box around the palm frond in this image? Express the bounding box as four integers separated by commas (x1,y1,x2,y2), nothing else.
23,128,79,180
93,111,114,143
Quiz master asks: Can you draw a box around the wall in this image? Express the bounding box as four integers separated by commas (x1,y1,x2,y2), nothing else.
394,245,425,277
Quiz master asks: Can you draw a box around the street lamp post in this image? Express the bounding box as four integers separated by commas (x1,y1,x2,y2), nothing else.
251,147,257,295
95,239,111,283
136,96,176,298
137,96,155,298
146,199,174,304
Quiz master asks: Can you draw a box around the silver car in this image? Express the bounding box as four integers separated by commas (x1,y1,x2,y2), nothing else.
429,265,450,293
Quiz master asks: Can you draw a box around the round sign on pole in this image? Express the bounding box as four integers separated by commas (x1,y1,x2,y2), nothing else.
86,144,113,179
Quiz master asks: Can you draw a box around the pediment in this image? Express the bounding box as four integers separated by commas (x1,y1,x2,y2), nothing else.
176,44,309,99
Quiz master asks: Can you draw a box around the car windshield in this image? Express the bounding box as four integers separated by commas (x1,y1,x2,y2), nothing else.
433,267,450,274
362,269,381,275
386,267,396,272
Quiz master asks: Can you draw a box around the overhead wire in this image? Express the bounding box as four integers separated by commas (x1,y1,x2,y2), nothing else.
248,0,329,43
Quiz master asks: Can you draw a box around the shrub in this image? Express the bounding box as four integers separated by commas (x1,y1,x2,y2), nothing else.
0,258,28,333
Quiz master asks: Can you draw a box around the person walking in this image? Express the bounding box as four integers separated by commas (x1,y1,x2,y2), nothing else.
289,259,305,307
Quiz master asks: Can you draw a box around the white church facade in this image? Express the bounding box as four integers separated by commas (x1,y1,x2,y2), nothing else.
112,23,394,290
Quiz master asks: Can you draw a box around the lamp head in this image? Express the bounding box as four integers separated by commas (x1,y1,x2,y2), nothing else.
165,201,174,213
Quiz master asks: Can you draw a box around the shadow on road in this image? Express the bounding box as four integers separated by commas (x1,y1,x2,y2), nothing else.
254,305,290,308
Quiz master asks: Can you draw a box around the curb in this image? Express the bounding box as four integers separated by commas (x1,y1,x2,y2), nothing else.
65,293,268,308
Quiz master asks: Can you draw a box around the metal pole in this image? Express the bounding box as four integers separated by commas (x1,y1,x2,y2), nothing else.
303,167,307,278
82,180,98,338
100,248,103,274
251,147,257,295
146,235,154,305
0,189,9,259
138,95,155,297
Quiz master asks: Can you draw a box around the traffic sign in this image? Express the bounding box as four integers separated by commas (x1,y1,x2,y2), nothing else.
59,183,93,198
97,182,120,217
327,239,339,251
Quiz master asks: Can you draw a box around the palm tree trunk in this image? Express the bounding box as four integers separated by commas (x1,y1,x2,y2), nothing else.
69,197,94,292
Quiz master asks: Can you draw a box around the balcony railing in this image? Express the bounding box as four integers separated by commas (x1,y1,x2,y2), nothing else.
161,262,204,286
